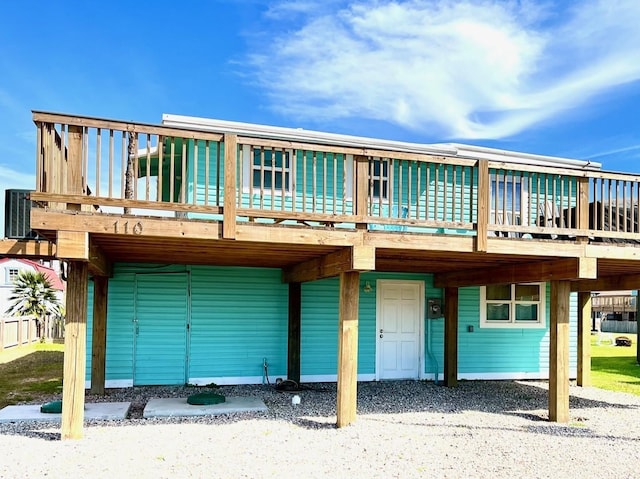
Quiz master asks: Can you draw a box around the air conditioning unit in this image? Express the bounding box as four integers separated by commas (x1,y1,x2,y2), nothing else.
4,189,39,239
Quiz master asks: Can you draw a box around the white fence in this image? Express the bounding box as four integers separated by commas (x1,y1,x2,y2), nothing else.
0,315,38,350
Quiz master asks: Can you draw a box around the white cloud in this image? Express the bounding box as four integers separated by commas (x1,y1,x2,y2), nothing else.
248,0,640,139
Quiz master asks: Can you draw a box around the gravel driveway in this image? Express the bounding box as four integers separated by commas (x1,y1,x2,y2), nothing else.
1,380,639,479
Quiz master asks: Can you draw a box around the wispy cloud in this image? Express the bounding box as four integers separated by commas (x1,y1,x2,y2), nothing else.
248,0,640,140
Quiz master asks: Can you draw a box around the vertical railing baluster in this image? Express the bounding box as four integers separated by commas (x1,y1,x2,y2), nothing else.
108,130,114,198
181,140,187,204
192,140,199,205
204,140,210,206
303,150,308,212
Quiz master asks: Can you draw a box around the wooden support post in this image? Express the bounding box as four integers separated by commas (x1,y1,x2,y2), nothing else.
475,160,489,253
577,291,592,387
223,133,237,239
90,276,108,395
287,282,301,384
549,280,571,423
354,155,369,229
444,287,459,387
336,271,360,428
61,261,89,440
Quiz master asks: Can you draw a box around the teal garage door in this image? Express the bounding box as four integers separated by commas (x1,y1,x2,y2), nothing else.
134,273,189,385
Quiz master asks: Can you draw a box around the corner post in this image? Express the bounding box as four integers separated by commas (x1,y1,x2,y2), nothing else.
67,125,84,210
287,282,302,384
444,287,459,387
61,261,89,440
336,271,360,427
354,155,369,229
90,276,109,395
475,160,489,252
549,280,571,422
223,133,237,239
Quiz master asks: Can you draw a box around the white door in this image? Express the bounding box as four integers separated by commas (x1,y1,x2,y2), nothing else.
377,281,422,380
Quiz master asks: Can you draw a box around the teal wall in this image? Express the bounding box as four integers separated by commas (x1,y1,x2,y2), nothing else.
85,264,577,385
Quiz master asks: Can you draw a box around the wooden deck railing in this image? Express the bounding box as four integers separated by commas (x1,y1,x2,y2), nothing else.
32,112,640,245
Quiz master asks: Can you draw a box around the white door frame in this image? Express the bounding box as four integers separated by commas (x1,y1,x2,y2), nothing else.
375,279,425,380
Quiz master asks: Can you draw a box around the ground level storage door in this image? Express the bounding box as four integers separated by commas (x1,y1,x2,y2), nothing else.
134,273,189,385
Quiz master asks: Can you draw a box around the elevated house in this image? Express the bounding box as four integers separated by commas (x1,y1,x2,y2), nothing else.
3,111,640,439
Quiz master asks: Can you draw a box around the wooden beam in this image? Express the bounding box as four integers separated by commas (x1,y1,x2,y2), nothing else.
32,209,222,241
30,192,222,216
287,283,301,384
88,240,112,277
61,261,89,440
475,160,489,252
90,276,108,395
283,245,375,283
223,133,237,240
571,274,640,292
57,231,89,260
444,287,459,387
336,271,360,428
0,239,56,259
549,280,570,423
577,291,592,387
434,257,597,288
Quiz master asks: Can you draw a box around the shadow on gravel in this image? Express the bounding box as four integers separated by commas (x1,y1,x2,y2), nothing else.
2,380,639,441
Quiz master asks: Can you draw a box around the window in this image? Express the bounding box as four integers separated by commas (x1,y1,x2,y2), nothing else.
370,158,390,200
243,147,292,194
480,283,546,328
490,174,529,226
6,268,19,284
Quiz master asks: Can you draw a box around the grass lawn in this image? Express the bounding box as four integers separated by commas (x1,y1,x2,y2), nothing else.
0,343,64,409
591,333,640,396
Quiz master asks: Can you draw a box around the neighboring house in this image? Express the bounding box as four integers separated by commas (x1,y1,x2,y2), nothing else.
8,110,640,438
0,258,64,345
0,258,64,311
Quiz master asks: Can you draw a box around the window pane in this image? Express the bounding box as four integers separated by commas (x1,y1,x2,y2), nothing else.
486,284,511,301
254,170,274,189
487,303,509,321
515,284,539,301
491,178,522,211
515,304,539,322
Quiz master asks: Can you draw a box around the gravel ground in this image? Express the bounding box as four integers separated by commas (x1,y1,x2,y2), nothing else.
1,380,639,479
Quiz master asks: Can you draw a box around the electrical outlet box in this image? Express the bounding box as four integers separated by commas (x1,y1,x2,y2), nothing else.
427,298,443,319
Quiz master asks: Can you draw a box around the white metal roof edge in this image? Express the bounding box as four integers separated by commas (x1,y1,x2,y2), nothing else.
162,114,601,171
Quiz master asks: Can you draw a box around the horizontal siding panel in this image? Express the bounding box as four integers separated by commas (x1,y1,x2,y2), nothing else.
190,266,288,379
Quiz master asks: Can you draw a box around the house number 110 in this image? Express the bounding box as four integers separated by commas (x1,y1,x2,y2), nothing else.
113,221,143,235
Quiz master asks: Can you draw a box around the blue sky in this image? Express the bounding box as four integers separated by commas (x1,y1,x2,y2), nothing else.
1,0,640,228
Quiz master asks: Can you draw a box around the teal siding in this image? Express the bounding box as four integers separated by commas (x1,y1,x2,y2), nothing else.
189,266,288,379
134,273,189,385
88,264,577,385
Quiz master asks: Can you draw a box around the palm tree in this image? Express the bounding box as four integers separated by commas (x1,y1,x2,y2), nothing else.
5,270,62,340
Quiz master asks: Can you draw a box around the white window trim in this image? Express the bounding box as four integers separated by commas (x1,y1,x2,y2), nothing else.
479,283,546,329
241,145,294,195
6,268,19,284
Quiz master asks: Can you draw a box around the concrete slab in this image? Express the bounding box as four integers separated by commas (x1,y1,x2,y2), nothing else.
143,396,268,418
0,402,131,423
